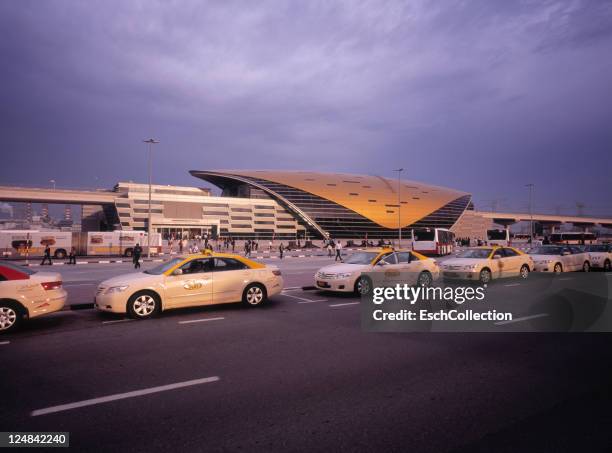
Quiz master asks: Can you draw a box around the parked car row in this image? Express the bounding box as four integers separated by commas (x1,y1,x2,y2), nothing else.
2,244,609,333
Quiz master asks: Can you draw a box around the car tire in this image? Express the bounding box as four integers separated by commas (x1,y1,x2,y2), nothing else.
417,271,433,287
519,264,530,279
54,249,67,259
554,263,563,274
127,291,160,319
124,248,133,257
479,268,492,284
604,260,611,272
242,283,267,307
582,261,590,272
0,300,23,334
355,276,373,296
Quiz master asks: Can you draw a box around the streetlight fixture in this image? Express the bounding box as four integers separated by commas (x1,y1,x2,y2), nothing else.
50,179,56,190
394,168,404,248
143,138,159,258
526,183,534,244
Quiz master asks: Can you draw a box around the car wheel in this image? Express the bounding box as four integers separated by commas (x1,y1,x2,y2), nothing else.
519,264,530,279
583,261,590,272
54,249,67,259
355,276,373,295
417,271,433,287
243,284,267,307
0,301,23,333
604,260,611,272
124,249,133,257
479,268,492,284
127,291,160,319
554,263,563,274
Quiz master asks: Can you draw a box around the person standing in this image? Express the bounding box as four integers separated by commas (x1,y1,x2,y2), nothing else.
133,243,142,269
67,246,77,265
335,241,343,262
327,241,333,258
279,242,284,259
41,245,53,265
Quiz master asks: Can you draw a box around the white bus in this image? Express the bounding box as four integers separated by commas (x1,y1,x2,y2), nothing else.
487,229,509,246
549,232,596,245
411,228,455,256
0,230,72,259
83,231,161,256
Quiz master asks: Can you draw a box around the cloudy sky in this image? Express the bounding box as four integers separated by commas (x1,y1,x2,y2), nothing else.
1,0,611,215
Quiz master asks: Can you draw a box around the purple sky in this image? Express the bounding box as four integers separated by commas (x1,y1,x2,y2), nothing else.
1,0,611,216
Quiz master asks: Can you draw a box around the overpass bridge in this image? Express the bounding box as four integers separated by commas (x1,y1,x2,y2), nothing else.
0,185,117,205
474,211,612,229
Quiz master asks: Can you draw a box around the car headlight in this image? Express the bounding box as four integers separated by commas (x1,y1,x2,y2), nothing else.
461,265,478,271
105,285,129,294
537,259,552,264
336,273,353,279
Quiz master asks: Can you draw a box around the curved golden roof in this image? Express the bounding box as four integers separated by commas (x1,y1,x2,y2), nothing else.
193,170,469,229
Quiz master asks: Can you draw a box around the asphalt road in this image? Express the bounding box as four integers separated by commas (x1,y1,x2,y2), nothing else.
2,258,612,452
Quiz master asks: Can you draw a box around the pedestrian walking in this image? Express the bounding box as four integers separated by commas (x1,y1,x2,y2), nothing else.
231,239,236,253
133,243,142,269
335,241,343,262
67,246,77,265
279,242,284,259
327,241,333,258
41,245,53,265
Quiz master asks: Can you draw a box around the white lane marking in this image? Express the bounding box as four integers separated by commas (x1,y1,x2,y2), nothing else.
281,293,327,303
178,317,225,325
606,273,612,276
558,277,574,281
329,302,360,308
504,283,521,287
282,286,303,291
102,319,134,325
31,376,220,417
495,313,549,326
0,341,10,345
98,260,110,264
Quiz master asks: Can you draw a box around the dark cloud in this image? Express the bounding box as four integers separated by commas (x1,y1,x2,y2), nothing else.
0,0,611,215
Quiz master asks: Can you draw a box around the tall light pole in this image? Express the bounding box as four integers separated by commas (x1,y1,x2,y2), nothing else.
50,179,56,190
143,138,159,258
394,168,403,248
526,183,534,244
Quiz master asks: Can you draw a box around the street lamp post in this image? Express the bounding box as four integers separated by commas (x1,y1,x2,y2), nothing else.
394,168,404,248
143,138,159,258
526,183,534,244
50,179,56,190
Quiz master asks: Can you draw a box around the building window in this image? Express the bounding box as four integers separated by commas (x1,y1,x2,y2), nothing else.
231,216,252,221
349,193,359,196
231,208,252,212
254,221,275,225
254,212,274,217
204,203,230,208
203,211,228,216
254,205,275,209
116,203,131,208
231,224,252,229
368,200,377,202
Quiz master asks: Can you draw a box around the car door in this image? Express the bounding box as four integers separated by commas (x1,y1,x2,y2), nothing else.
570,246,587,270
375,252,401,286
164,258,213,308
491,248,506,278
396,251,422,285
501,248,521,276
212,258,251,304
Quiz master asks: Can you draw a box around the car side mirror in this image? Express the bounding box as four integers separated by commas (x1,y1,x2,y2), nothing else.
377,261,387,266
172,268,183,276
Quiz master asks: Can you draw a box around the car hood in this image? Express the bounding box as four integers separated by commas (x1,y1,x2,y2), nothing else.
443,258,487,267
529,254,560,261
99,272,159,287
317,263,370,274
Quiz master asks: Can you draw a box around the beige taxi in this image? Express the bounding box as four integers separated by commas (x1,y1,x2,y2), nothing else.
95,251,283,318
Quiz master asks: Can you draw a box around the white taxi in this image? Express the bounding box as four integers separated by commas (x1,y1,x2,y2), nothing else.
315,248,440,295
529,245,591,273
441,246,533,284
0,262,66,333
95,251,283,319
583,244,612,271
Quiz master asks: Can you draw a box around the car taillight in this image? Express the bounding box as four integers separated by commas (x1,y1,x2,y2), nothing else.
41,281,62,290
272,270,282,276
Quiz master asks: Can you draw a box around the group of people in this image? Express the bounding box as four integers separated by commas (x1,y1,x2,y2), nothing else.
40,245,78,266
323,240,344,262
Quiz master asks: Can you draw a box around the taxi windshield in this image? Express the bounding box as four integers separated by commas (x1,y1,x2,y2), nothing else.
455,249,492,259
529,247,563,255
344,252,379,265
144,258,184,275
